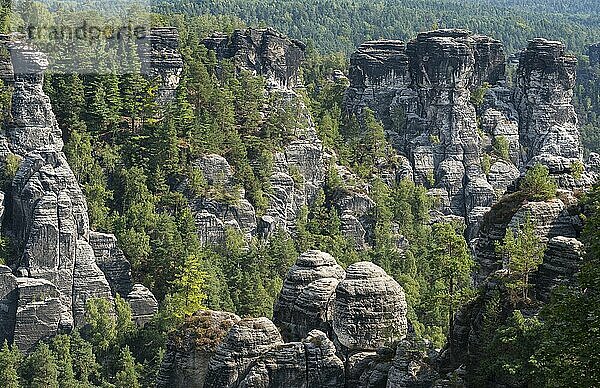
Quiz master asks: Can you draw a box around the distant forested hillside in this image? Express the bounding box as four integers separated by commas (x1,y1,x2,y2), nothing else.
152,0,600,54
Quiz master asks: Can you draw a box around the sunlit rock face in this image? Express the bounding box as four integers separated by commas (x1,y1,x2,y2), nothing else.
273,250,346,341
346,29,504,224
203,27,306,89
0,39,157,351
333,261,408,351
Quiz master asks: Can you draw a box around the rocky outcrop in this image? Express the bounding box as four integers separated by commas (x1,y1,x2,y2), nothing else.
238,330,345,388
204,28,305,89
203,317,284,388
0,40,157,351
156,310,241,388
139,27,184,102
333,261,408,351
386,340,440,388
346,29,503,223
273,250,346,341
515,39,585,186
162,252,420,387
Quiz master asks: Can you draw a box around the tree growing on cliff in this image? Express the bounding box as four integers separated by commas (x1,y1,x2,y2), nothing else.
520,163,557,201
497,215,546,301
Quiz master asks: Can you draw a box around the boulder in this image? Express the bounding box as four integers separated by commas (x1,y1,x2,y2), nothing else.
238,330,345,388
203,317,284,388
333,261,408,351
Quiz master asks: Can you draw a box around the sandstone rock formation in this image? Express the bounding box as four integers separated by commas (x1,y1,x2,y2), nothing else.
333,261,408,351
515,38,591,189
237,330,345,388
156,310,241,388
346,29,502,223
161,251,417,387
203,317,284,388
193,30,385,248
273,250,345,341
204,28,305,89
345,31,595,248
0,39,156,351
139,27,184,102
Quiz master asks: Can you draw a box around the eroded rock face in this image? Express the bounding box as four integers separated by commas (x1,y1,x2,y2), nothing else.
273,250,346,341
515,39,583,184
0,40,157,350
333,261,408,351
204,28,305,89
386,340,439,388
203,317,284,388
238,330,345,388
139,27,184,102
156,310,241,388
346,29,505,225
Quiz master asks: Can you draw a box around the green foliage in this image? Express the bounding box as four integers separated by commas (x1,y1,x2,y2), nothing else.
115,346,140,388
49,335,76,388
0,341,21,388
519,163,557,201
492,135,510,160
1,153,21,191
167,253,207,320
496,215,546,301
21,342,59,388
481,153,492,175
470,82,490,107
427,222,475,336
83,298,117,354
570,160,584,180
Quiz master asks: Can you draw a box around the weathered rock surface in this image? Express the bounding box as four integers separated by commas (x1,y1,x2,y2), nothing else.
238,330,345,388
139,27,184,102
273,250,345,341
203,317,284,388
204,28,305,89
515,38,586,187
333,261,408,351
12,277,61,351
156,310,241,388
346,29,505,229
386,340,439,388
0,39,157,350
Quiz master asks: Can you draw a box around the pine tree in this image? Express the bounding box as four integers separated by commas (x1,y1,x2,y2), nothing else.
169,253,207,319
22,342,59,388
520,163,557,201
49,335,76,388
115,346,140,388
428,222,475,336
70,330,98,387
0,340,21,388
497,215,546,301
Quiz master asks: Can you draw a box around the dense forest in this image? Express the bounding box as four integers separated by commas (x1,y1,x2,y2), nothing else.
0,0,597,387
